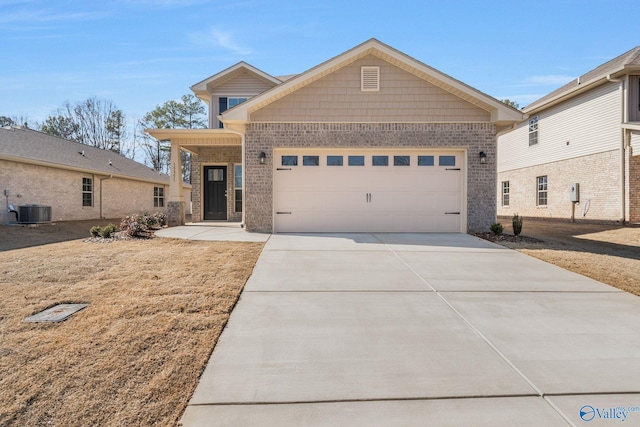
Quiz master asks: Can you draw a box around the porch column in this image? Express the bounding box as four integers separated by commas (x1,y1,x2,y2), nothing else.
167,141,185,226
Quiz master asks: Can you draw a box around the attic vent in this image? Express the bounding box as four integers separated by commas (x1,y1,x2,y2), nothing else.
361,66,380,92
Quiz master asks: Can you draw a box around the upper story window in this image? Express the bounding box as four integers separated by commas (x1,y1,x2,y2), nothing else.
630,76,640,122
218,97,248,128
529,116,539,146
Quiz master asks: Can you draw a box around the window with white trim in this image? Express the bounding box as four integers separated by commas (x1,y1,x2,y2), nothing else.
361,66,380,91
529,116,539,146
82,177,93,207
154,186,164,208
501,181,510,207
537,176,547,206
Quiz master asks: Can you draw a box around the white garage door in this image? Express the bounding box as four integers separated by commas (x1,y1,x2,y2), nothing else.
273,149,465,233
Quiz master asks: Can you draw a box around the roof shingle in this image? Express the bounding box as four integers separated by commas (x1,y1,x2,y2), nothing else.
0,126,170,184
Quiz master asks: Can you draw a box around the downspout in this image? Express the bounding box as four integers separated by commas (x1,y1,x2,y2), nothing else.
99,175,113,219
608,74,626,223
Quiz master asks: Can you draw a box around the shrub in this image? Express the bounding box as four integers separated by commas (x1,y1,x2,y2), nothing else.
90,226,101,237
120,214,146,237
99,224,117,238
153,212,168,227
119,212,166,237
512,213,523,236
490,222,504,235
141,212,158,228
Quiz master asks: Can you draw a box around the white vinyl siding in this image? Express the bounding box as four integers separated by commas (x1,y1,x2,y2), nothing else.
498,82,621,172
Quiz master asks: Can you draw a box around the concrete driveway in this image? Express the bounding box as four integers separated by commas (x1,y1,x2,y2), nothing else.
180,233,640,426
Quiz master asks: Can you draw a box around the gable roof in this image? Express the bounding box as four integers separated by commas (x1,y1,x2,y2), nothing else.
0,126,171,185
190,61,282,103
221,38,523,126
525,46,640,113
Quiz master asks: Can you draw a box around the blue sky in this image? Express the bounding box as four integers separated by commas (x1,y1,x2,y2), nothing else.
1,0,638,125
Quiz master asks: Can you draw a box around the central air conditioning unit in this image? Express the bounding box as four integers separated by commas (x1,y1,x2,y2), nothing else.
18,205,52,224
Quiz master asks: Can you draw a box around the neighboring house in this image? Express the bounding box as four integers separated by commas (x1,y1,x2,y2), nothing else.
0,126,191,224
498,46,640,224
148,39,523,232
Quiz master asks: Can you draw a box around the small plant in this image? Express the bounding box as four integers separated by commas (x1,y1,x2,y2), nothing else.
153,212,168,227
90,225,101,237
120,214,146,237
490,222,504,235
99,224,117,238
512,213,523,236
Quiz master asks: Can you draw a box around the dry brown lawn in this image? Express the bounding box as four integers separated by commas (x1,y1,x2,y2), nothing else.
0,228,264,426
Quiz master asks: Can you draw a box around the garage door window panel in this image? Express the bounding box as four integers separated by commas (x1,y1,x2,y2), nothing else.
282,156,298,166
327,156,343,166
348,156,365,166
372,155,389,166
303,155,320,166
439,156,456,167
418,156,435,166
394,156,410,166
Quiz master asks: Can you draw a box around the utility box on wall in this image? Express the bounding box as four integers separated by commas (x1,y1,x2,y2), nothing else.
569,183,580,202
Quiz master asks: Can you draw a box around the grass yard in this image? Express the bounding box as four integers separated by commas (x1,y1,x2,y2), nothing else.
0,236,264,426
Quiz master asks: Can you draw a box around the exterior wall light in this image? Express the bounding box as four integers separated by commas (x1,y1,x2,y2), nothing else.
479,151,487,164
259,151,266,164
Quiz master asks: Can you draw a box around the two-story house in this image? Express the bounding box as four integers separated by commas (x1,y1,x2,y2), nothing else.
148,39,523,232
498,47,640,224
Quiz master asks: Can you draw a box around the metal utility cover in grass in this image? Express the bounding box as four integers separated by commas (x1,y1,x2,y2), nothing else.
24,303,88,323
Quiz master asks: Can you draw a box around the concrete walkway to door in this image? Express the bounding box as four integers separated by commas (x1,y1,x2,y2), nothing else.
179,232,640,426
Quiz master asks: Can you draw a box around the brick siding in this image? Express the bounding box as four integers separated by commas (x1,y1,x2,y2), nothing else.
244,122,497,233
0,159,170,224
497,150,626,222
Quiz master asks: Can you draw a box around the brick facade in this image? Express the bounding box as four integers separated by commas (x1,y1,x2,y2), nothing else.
191,146,242,222
497,150,626,222
243,122,497,233
628,146,640,223
0,159,173,223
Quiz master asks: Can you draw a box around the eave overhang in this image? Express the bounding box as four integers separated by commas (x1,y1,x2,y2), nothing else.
145,128,243,153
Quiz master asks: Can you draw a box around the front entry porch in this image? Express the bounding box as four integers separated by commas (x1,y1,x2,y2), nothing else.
144,128,243,226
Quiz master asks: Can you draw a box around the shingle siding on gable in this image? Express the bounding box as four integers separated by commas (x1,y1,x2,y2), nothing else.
250,56,490,123
244,122,496,233
210,73,274,96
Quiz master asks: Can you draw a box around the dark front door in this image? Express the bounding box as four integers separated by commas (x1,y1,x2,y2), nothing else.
203,166,227,220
